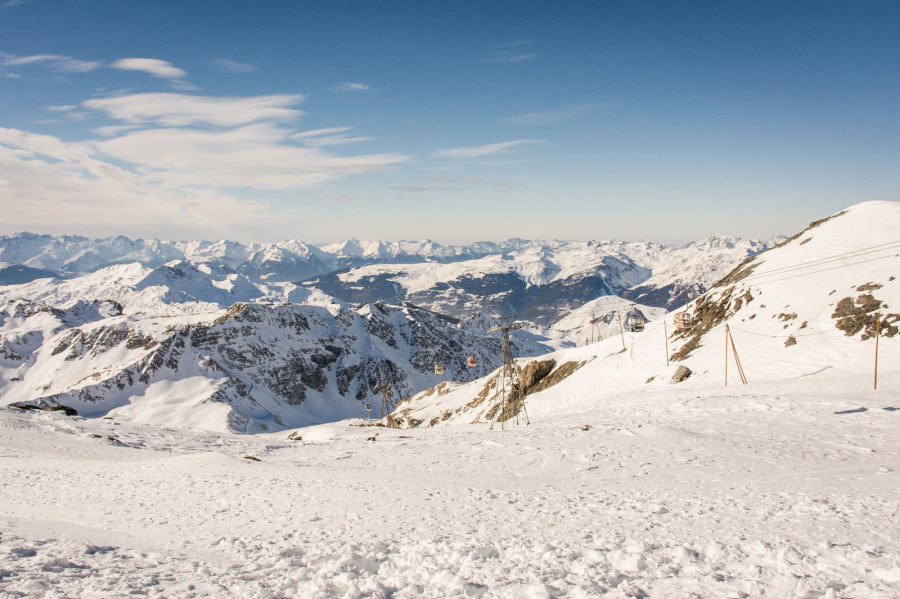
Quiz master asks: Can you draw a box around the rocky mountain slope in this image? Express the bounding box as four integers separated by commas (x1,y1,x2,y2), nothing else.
0,299,549,433
392,201,900,428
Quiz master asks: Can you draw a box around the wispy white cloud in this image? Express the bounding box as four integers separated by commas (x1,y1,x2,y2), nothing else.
292,127,353,139
1,53,102,73
332,82,370,92
56,59,103,73
94,123,406,189
79,93,404,189
2,0,27,8
433,139,537,160
92,124,141,138
211,58,257,73
0,85,409,237
168,80,200,92
2,54,63,66
290,126,373,147
111,58,188,79
83,92,305,127
0,128,94,163
480,40,539,63
0,121,406,237
46,105,93,122
504,103,599,126
0,136,270,238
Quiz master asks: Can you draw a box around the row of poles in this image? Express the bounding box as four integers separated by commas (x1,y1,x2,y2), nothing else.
610,311,886,390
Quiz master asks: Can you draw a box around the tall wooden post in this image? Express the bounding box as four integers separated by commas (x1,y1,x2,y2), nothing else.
724,326,729,386
664,321,669,367
874,311,881,390
618,312,626,350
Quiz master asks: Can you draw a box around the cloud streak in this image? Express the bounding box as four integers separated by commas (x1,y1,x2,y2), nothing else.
111,58,188,79
433,139,537,160
290,127,373,147
0,52,101,73
212,59,257,73
84,93,305,127
480,40,539,63
332,82,370,92
94,123,406,189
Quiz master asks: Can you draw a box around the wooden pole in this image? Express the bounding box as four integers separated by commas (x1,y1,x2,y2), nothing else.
664,321,669,367
875,311,881,390
725,326,729,386
618,312,626,350
730,327,748,384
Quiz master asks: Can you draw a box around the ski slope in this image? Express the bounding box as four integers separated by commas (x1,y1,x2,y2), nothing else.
0,368,897,597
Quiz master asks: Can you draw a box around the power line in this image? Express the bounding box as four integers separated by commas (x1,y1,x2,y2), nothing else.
726,323,839,338
736,253,899,288
737,240,900,285
740,239,900,280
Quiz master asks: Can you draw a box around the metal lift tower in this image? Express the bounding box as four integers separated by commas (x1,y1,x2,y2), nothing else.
487,316,529,429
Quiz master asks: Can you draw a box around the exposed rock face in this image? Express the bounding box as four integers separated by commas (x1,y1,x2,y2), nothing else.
832,294,899,339
519,359,556,395
526,361,588,395
671,365,692,383
9,402,78,416
392,357,591,429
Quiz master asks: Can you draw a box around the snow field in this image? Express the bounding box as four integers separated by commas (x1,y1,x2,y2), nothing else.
1,367,898,598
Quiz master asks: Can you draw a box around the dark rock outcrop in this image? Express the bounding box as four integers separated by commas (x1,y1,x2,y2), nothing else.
671,365,692,383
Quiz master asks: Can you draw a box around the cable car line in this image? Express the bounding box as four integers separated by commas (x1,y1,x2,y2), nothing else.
736,240,900,285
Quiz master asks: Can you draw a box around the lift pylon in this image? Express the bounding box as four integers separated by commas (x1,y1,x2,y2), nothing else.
486,316,529,429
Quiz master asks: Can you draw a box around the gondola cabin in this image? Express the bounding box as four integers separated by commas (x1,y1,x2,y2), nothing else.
625,304,645,333
434,363,444,375
673,311,693,330
625,313,645,333
467,355,477,368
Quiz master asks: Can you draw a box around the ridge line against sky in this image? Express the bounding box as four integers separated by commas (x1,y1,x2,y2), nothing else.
0,1,898,244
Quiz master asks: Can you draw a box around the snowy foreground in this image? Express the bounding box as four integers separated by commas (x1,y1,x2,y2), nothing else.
2,370,898,598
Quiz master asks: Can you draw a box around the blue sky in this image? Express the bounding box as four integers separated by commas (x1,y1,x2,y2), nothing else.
0,1,898,244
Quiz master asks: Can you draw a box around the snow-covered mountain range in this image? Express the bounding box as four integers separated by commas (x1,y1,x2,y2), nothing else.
0,232,775,327
0,229,778,432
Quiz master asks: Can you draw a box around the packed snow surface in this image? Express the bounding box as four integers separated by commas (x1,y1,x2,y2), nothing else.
1,369,898,598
